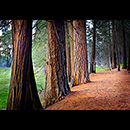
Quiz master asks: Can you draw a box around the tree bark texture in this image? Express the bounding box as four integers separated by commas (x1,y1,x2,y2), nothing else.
68,21,74,87
122,20,127,69
43,20,70,108
107,21,111,70
112,20,116,69
128,31,130,70
115,21,120,71
7,20,43,110
115,43,120,71
65,23,71,83
90,20,96,73
73,20,90,86
106,44,111,70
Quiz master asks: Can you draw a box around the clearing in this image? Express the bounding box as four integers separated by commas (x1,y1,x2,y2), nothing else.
46,69,130,110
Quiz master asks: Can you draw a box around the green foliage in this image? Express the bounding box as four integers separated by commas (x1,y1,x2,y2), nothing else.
0,20,11,33
32,20,47,90
0,30,12,67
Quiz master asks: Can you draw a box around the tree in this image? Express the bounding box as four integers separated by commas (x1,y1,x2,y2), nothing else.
122,20,127,69
68,21,74,87
73,20,90,85
112,20,116,69
114,20,121,71
106,21,111,70
128,29,130,70
43,20,70,108
65,22,71,83
90,20,96,73
7,20,43,110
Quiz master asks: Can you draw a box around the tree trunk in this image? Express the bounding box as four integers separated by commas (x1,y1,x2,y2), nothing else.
65,22,71,83
7,56,9,67
122,20,127,69
7,20,43,110
73,20,90,86
43,20,70,108
115,20,120,71
115,43,120,71
128,31,130,70
68,21,74,87
90,20,96,73
107,21,111,70
106,44,111,70
112,20,116,69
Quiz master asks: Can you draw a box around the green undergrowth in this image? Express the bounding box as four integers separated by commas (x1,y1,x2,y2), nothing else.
96,66,108,71
0,67,11,109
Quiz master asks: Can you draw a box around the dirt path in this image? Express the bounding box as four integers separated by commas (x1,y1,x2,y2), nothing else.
46,69,130,110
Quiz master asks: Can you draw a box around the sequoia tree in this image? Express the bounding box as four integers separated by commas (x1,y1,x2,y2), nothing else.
68,21,74,87
128,31,130,70
43,20,70,108
73,20,90,85
7,20,43,110
112,20,116,69
122,20,127,69
65,22,71,83
90,20,96,73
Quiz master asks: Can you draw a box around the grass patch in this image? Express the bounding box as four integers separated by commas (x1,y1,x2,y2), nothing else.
96,66,108,71
0,67,11,109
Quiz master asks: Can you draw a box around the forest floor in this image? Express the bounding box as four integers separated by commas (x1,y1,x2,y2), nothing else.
46,68,130,110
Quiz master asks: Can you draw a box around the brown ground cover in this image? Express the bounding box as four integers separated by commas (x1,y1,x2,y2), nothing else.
45,69,130,110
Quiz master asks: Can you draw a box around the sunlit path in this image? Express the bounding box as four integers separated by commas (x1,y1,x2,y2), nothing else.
46,69,130,110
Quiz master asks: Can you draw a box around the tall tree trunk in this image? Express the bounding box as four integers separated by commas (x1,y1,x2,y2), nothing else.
115,20,120,71
122,20,127,69
115,44,120,71
73,20,90,86
43,20,70,108
7,20,43,110
110,45,112,68
7,56,9,67
90,20,96,73
65,23,71,83
107,21,111,70
68,21,74,87
128,30,130,71
106,44,111,70
112,20,116,69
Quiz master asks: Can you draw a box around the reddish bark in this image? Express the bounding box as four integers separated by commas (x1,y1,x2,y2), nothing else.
7,20,43,110
43,20,70,108
73,20,90,85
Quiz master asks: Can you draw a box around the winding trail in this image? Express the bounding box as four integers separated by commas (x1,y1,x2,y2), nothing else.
46,69,130,110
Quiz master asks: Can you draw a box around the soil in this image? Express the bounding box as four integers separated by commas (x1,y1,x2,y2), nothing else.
45,69,130,110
